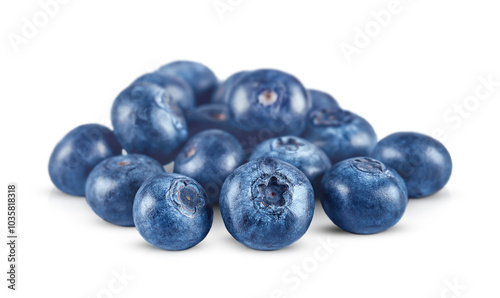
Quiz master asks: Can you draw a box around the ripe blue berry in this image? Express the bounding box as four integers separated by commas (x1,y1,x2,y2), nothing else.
371,132,452,198
158,60,218,105
320,157,408,234
85,154,165,226
220,157,315,250
111,83,188,164
227,69,310,140
174,129,245,203
133,173,213,250
48,124,122,196
303,109,377,164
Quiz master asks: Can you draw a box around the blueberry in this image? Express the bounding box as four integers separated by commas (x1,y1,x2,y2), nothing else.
186,103,237,137
158,60,218,105
111,83,188,164
85,154,165,226
219,157,315,250
49,124,122,196
133,72,196,113
249,136,332,192
211,71,249,104
370,132,452,198
320,157,408,234
302,109,377,164
174,129,244,203
227,69,310,140
308,89,340,111
133,173,213,250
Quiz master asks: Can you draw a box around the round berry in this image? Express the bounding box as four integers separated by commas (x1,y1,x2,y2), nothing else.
111,83,188,164
227,69,310,139
85,154,165,226
174,129,245,203
48,124,122,196
320,157,408,234
220,157,315,250
371,132,452,198
303,109,377,164
158,60,218,105
133,173,213,250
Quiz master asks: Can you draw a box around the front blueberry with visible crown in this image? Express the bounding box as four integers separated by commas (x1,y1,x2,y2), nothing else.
111,82,188,165
219,157,315,250
303,109,377,164
133,72,196,113
174,129,245,203
249,136,332,192
133,173,213,250
158,60,218,105
371,132,453,198
320,157,408,234
227,69,310,140
48,124,122,196
85,154,165,227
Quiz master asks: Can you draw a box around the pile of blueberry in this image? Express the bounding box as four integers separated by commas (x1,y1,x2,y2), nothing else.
48,61,453,251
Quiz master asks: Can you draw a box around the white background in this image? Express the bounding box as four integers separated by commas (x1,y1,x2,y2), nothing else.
1,0,499,297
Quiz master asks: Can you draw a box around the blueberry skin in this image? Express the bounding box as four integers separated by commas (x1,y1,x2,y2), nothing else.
220,157,315,250
133,72,196,113
133,173,213,250
320,157,408,234
49,124,122,196
174,129,245,204
186,103,238,137
249,136,332,192
211,71,249,104
85,154,165,226
370,132,452,198
302,109,377,164
111,83,188,164
227,69,311,138
158,61,218,105
308,89,340,111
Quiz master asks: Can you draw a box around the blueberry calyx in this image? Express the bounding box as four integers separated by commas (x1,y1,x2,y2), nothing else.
170,180,204,216
185,147,196,158
252,174,292,216
312,109,354,126
352,157,386,174
258,90,279,106
178,187,201,211
210,112,226,121
273,137,304,152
